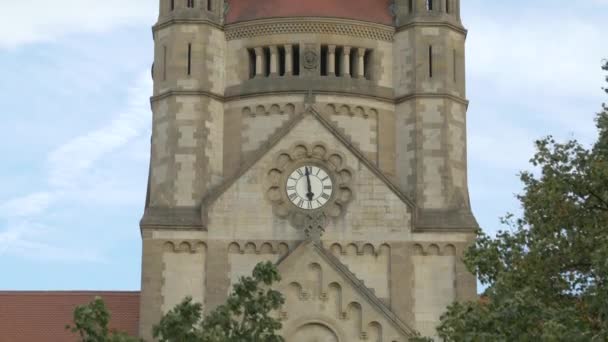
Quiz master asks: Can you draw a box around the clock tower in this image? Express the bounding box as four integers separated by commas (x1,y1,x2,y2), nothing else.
140,0,478,340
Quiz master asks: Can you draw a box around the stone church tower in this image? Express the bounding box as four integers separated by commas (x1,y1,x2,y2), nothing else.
140,0,478,340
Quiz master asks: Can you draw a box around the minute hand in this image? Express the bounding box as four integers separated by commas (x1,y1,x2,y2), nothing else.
305,167,314,201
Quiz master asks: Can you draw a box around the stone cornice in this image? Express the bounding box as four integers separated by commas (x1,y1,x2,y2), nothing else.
396,20,468,36
226,17,395,41
150,89,468,106
152,18,224,33
395,92,469,106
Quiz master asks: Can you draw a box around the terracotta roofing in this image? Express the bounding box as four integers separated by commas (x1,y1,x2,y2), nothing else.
0,291,140,342
225,0,394,25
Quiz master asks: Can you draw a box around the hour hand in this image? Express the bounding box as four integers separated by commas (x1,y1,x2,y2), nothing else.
305,167,314,201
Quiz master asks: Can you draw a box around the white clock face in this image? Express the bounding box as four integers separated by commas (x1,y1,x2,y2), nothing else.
286,165,333,210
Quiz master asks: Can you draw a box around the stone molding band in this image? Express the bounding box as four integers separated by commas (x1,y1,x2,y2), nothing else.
150,89,469,106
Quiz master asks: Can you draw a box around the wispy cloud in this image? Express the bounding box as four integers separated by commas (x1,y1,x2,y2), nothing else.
0,72,151,262
0,0,156,48
48,73,152,188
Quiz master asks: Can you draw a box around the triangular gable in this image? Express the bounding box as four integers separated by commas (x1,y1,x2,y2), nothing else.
201,106,416,224
276,240,417,339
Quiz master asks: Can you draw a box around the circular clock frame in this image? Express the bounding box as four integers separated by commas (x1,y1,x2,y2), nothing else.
284,163,335,211
265,143,354,222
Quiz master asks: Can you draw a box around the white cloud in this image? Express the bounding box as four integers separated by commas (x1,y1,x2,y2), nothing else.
0,192,53,218
48,72,152,188
0,72,151,262
0,221,104,263
0,0,156,48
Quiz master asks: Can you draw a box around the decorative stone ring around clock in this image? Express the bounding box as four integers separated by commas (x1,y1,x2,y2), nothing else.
265,143,354,227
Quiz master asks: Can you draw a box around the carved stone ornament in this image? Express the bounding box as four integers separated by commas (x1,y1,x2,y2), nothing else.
302,49,319,69
291,212,327,241
265,143,355,233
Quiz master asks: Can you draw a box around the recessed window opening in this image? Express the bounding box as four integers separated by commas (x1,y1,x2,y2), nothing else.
429,45,433,78
263,47,271,77
170,0,175,11
349,51,356,77
187,0,194,8
334,47,343,77
207,0,212,11
426,0,433,11
248,49,256,79
409,0,414,13
364,50,372,80
187,43,192,75
320,45,328,76
278,46,286,76
446,0,450,13
293,45,300,76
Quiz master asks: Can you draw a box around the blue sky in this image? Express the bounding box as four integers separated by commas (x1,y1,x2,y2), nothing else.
0,1,606,291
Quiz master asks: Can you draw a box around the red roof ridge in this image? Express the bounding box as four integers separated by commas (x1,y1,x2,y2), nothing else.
0,290,140,296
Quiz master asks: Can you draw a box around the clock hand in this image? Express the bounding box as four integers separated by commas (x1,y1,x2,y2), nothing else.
305,167,314,201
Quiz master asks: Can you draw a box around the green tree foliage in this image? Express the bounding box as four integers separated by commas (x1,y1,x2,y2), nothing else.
66,297,141,342
437,61,608,341
153,261,285,342
68,262,284,342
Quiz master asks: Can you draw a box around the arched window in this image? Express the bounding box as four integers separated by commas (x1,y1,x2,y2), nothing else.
426,0,433,11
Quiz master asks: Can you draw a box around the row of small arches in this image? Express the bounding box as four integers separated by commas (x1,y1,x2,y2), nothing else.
412,243,457,256
325,104,378,118
242,103,296,117
330,243,390,257
227,241,291,255
163,241,207,253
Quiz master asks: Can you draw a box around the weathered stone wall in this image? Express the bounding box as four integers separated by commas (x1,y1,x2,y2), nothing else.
141,4,478,340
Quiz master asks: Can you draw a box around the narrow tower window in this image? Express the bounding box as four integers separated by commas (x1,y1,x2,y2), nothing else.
320,46,328,76
409,0,414,13
187,43,192,76
207,0,212,11
163,46,167,80
293,45,300,76
170,0,175,11
248,49,256,79
334,47,343,77
453,49,457,82
263,47,271,77
426,0,433,11
429,45,433,78
364,50,373,80
446,0,450,13
187,0,194,8
279,46,286,76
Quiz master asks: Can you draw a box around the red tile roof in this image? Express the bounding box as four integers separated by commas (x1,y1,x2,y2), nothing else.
0,291,140,342
226,0,394,25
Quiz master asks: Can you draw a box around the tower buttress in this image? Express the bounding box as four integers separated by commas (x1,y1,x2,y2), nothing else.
393,0,476,229
140,0,226,338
